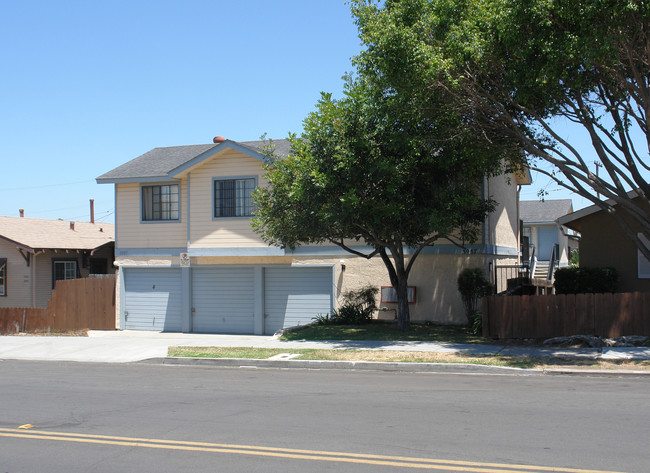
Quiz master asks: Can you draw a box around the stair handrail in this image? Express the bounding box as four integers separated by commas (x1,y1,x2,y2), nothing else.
530,245,537,278
547,244,558,280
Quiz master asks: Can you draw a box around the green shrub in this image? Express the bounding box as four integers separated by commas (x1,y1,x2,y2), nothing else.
314,285,379,325
469,310,482,335
554,267,618,294
457,268,493,326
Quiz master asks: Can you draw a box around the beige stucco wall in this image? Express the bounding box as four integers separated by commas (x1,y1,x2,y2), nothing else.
486,173,519,251
294,253,490,324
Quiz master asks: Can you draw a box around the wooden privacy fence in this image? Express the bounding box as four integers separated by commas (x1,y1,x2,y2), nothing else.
482,292,650,339
0,278,115,334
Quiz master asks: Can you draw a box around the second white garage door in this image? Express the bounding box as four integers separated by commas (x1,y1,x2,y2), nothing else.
191,267,255,333
123,268,182,332
264,266,333,334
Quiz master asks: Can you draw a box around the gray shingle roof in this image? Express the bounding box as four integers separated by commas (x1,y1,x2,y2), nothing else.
97,139,292,182
520,199,573,224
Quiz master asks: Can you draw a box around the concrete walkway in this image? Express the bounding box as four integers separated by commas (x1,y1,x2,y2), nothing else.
0,330,649,365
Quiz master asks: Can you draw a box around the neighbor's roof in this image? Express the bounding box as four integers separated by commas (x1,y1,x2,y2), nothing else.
96,139,292,184
520,199,573,224
557,189,643,232
0,216,114,253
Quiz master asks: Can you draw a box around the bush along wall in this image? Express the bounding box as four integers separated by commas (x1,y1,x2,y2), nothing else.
554,267,618,294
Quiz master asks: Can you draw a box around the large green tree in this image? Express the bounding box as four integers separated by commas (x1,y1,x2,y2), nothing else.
352,0,650,260
253,77,513,330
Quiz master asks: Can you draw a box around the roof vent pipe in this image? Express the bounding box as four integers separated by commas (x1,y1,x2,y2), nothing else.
213,136,226,143
90,199,95,224
19,209,24,217
70,221,75,231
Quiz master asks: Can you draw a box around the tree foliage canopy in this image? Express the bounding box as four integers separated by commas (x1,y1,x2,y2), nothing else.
351,0,650,259
253,75,514,329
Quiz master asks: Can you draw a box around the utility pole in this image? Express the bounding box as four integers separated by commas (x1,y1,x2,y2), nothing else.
594,161,602,199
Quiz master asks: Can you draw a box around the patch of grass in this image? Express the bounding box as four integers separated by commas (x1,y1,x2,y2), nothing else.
169,346,515,367
279,321,486,343
168,346,650,371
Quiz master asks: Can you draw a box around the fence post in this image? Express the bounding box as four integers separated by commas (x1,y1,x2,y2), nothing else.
482,297,489,338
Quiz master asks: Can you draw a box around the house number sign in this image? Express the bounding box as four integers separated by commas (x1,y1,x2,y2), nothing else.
179,252,190,267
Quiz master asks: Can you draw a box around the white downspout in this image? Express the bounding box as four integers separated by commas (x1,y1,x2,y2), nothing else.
186,172,191,251
517,184,522,265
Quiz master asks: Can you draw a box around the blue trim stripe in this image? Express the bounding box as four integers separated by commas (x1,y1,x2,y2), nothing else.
116,244,518,258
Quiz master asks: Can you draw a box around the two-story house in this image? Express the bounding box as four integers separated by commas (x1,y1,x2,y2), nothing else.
97,137,529,333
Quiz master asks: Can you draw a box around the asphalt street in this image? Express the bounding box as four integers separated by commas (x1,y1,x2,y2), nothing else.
0,360,648,472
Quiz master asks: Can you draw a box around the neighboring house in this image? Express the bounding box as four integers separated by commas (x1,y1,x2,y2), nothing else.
520,199,576,277
96,137,530,333
0,216,115,308
557,194,650,293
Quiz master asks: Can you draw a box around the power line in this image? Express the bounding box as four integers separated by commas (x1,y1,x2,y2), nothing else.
0,179,95,192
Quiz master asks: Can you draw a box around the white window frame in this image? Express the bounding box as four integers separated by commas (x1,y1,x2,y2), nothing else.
53,260,78,288
141,183,180,222
213,176,257,219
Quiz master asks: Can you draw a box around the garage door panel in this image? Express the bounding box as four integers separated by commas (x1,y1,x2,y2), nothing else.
264,267,332,334
192,267,255,333
123,269,182,331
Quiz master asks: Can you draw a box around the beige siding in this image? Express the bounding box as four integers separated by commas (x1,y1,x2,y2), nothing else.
34,252,53,308
116,182,187,248
189,150,268,248
0,243,114,309
0,239,32,308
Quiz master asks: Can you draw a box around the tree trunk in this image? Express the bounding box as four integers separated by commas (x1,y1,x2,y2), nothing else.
395,266,411,331
379,246,411,331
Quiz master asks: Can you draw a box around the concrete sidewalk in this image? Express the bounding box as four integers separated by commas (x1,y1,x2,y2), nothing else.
0,330,649,366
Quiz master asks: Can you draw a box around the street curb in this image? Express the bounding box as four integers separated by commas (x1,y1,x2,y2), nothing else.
542,368,650,377
152,357,542,375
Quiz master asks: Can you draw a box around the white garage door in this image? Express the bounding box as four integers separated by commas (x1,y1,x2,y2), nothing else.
192,267,255,333
123,268,182,331
264,267,333,334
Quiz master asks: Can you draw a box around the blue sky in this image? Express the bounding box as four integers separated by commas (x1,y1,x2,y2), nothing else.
0,0,599,223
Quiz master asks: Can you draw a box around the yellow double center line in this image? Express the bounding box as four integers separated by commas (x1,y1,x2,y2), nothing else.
0,428,626,473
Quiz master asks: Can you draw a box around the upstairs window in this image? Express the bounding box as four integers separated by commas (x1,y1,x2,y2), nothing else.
214,178,256,218
142,184,180,221
0,258,6,296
